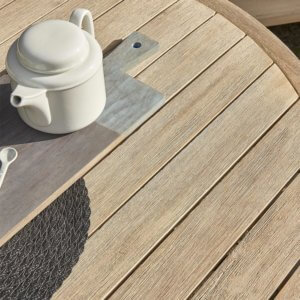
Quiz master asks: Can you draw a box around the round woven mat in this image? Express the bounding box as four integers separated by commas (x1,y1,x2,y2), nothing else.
0,178,90,300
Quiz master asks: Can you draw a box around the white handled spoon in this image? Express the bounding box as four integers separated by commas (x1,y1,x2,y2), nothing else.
0,147,18,190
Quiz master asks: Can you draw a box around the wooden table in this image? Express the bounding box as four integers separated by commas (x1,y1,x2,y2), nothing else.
0,0,299,298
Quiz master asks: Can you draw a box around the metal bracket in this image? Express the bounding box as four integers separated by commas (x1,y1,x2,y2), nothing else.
97,32,165,134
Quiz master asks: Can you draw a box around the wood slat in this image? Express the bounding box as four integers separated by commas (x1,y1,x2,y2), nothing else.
86,36,272,235
136,14,244,99
276,266,300,300
127,0,215,77
192,175,300,299
86,15,246,235
0,0,14,10
231,0,300,26
0,0,68,45
110,101,300,300
54,65,298,299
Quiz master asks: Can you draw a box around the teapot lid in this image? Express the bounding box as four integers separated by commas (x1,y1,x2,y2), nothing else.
17,20,89,74
6,15,102,91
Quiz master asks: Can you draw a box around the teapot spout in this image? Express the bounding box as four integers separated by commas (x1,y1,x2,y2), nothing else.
11,84,51,126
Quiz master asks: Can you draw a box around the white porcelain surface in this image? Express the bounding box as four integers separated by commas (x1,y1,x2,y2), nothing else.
7,32,102,90
5,8,106,134
17,20,89,74
0,147,18,190
11,69,106,134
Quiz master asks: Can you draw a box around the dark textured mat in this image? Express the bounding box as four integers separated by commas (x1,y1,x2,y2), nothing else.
0,179,90,300
270,22,300,57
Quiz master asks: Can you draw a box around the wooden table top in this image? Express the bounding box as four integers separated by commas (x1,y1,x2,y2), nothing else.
0,0,299,298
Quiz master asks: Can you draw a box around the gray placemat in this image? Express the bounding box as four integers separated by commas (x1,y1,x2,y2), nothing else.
0,178,90,300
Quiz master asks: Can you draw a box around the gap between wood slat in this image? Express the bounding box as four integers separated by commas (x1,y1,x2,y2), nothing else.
271,260,300,299
270,261,300,300
109,99,299,300
0,0,14,11
188,169,300,299
95,0,179,24
0,0,71,46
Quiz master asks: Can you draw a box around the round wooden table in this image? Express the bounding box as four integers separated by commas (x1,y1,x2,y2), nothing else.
0,0,299,299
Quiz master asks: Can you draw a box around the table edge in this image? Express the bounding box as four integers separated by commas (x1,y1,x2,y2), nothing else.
198,0,300,95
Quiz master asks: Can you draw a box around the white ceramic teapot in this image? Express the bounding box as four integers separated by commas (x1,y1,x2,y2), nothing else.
5,9,106,134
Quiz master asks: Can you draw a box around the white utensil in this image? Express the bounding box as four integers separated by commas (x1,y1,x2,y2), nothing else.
0,147,18,189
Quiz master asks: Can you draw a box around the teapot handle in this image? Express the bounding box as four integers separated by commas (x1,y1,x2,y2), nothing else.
69,8,95,37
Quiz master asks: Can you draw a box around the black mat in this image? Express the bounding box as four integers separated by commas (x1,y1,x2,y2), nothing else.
270,22,300,57
0,178,90,300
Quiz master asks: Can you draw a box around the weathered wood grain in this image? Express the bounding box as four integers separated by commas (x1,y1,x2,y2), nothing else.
231,0,300,26
127,0,215,77
137,14,244,99
198,0,300,95
276,266,300,300
110,101,300,300
0,0,68,45
54,65,298,299
38,0,123,21
192,175,300,299
86,36,272,235
0,0,14,10
93,0,178,50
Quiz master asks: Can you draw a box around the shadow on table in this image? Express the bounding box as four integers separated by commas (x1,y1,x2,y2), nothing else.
0,82,63,147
